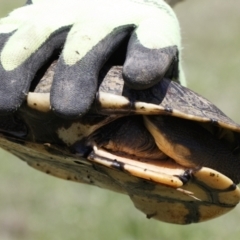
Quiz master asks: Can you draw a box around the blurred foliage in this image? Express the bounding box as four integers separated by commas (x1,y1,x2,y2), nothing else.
0,0,240,239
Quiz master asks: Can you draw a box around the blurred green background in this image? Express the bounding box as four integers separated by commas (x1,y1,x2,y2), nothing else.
0,0,240,239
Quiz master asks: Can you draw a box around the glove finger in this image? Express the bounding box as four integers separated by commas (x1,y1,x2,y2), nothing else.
0,27,70,114
51,23,135,119
123,16,182,90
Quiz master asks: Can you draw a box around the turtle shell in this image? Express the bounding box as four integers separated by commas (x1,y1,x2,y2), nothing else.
0,64,240,224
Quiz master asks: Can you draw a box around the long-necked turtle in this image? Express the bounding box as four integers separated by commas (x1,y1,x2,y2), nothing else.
0,63,240,224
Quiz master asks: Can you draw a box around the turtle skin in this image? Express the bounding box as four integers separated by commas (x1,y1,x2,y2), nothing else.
0,63,240,224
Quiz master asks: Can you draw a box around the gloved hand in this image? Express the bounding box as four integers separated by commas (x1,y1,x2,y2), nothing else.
0,0,184,118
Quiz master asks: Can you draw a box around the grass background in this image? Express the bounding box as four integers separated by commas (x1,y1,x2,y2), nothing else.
0,0,240,239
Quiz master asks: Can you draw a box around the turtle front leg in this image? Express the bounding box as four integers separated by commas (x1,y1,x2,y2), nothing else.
144,115,240,184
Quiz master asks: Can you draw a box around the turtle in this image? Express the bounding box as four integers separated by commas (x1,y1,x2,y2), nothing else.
0,62,240,225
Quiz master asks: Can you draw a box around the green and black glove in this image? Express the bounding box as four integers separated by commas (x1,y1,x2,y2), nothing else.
0,0,184,118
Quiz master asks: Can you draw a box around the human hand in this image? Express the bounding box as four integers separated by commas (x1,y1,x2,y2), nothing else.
0,0,184,118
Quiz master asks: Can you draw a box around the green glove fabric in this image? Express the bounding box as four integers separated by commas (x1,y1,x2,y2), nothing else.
0,0,184,118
